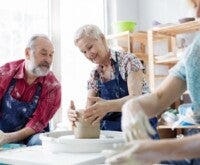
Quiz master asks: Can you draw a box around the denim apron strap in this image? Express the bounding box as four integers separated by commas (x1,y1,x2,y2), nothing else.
98,52,128,131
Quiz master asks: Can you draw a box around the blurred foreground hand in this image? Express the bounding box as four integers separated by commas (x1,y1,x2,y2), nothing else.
103,140,160,165
121,99,156,141
103,99,158,165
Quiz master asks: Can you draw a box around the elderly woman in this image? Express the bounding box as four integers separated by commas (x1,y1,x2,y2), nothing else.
67,24,158,136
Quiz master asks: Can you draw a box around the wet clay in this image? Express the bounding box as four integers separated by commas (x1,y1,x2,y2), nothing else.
74,109,100,139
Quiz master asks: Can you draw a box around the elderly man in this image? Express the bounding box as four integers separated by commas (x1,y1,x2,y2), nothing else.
0,34,61,146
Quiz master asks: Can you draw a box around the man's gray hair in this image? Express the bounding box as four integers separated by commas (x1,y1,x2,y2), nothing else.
74,24,103,45
27,34,51,50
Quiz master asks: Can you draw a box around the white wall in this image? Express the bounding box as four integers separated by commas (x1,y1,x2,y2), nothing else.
106,0,196,90
138,0,192,30
107,0,193,32
105,0,138,34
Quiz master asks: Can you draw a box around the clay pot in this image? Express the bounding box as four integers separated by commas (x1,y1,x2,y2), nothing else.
74,109,100,139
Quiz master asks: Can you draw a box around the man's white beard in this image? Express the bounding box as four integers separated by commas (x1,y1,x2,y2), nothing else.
27,55,50,77
32,66,49,77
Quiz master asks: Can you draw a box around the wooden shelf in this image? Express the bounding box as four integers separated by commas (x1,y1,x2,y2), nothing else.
152,20,200,36
106,31,131,40
148,20,200,91
134,52,148,61
107,21,200,92
106,31,150,80
158,124,200,129
107,31,148,44
106,31,148,59
155,56,179,64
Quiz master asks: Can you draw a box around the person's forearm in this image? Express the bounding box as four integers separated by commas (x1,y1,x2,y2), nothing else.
108,94,136,112
146,134,200,161
130,93,166,118
171,134,200,159
4,127,36,144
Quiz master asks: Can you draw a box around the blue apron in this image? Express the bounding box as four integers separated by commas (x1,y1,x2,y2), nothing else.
98,54,127,131
98,52,158,132
0,79,41,133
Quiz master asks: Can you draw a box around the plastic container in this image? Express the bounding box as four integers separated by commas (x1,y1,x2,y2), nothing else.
112,21,136,33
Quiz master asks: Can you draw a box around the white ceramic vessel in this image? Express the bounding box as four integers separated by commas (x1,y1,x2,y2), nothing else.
40,130,124,153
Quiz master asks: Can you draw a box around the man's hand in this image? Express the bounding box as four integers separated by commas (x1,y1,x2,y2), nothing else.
122,99,156,141
67,100,78,128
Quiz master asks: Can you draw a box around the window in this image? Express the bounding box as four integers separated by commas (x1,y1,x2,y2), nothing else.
0,0,104,130
59,0,104,128
0,0,49,66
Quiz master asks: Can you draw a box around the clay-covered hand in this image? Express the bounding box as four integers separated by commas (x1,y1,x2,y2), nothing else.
103,141,158,165
67,100,78,127
0,130,6,146
103,142,141,165
122,100,156,141
83,97,108,125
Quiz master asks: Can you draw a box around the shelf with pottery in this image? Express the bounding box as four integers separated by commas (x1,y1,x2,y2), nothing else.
148,20,200,91
106,31,148,54
106,31,151,79
106,30,172,73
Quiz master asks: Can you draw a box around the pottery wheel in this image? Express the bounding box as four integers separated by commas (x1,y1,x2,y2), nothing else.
40,130,124,153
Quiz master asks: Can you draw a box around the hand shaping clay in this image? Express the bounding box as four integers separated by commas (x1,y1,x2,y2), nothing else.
74,109,100,139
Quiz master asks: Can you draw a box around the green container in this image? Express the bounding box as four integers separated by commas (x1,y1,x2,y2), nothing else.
113,21,136,33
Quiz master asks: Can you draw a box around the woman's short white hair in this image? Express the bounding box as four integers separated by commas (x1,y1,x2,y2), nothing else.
74,24,104,45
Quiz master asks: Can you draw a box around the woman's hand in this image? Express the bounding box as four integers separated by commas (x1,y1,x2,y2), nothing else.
0,130,6,146
67,100,78,127
83,97,109,125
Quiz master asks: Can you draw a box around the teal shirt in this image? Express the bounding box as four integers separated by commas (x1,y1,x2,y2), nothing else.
170,35,200,113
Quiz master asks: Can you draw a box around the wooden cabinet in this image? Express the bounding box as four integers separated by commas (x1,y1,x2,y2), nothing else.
106,31,149,75
148,20,200,91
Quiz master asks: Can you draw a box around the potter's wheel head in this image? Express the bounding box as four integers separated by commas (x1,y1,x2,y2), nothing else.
40,130,124,153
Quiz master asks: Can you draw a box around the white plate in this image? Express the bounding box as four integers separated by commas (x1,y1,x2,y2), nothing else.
40,130,124,153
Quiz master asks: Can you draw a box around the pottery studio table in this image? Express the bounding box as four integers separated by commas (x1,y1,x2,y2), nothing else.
0,145,105,165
